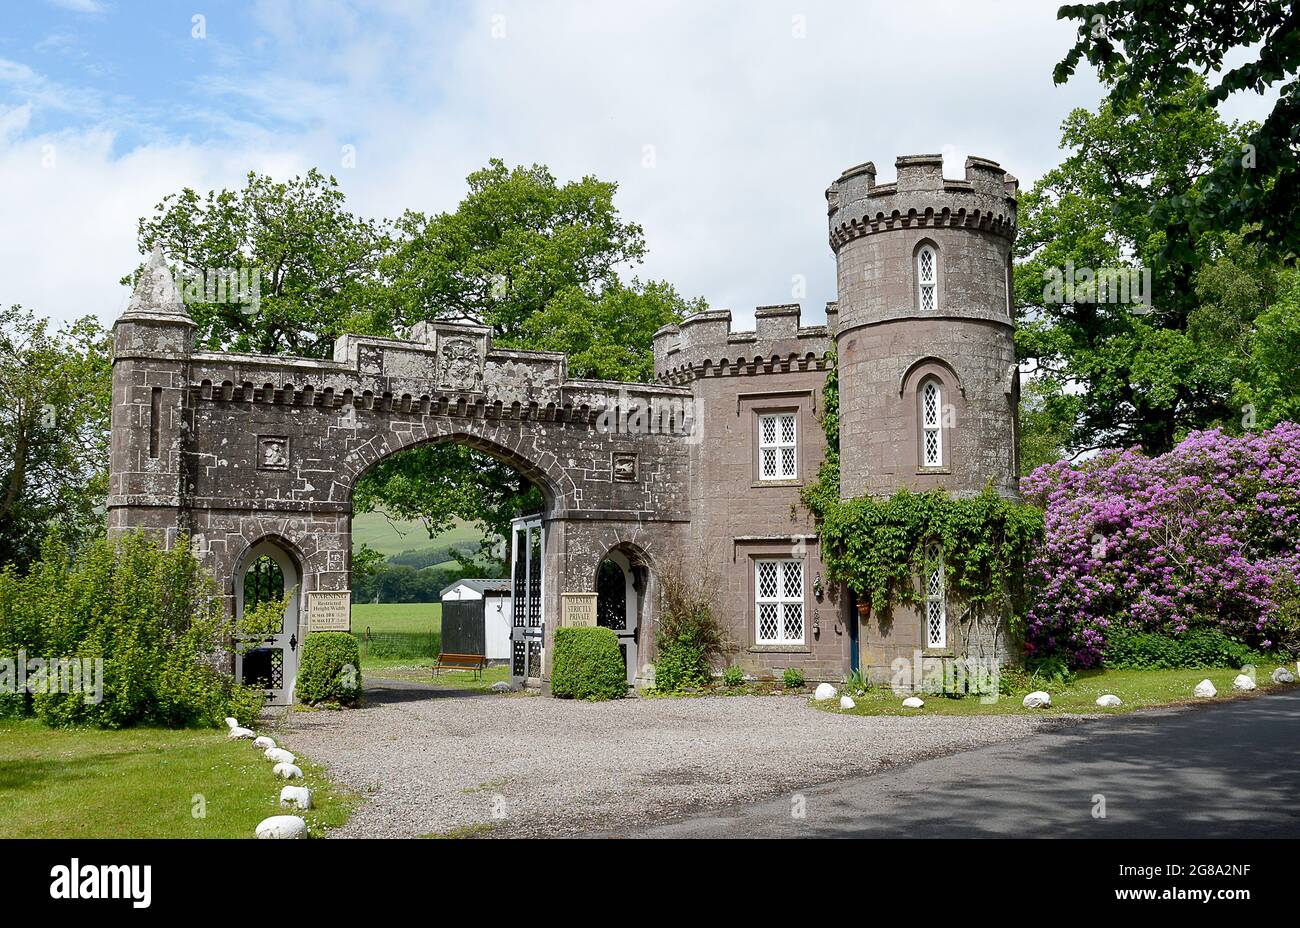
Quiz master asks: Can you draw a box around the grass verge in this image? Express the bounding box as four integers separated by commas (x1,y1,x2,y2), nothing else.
824,665,1297,717
0,719,357,838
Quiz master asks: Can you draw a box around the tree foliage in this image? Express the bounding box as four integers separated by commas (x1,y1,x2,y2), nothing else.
1056,0,1300,259
0,309,111,567
1013,74,1268,455
131,168,393,357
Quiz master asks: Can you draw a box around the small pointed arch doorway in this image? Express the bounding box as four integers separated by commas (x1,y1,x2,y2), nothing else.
234,539,302,706
595,548,648,686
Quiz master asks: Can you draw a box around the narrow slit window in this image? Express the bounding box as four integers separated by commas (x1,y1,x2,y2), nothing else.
918,245,938,311
925,544,946,649
149,387,162,459
921,380,942,466
758,412,798,481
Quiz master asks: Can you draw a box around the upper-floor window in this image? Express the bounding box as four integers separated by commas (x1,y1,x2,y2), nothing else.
758,412,798,481
918,245,938,311
921,380,942,467
756,558,804,644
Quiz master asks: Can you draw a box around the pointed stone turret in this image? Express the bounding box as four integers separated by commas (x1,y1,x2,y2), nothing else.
117,246,194,326
107,245,194,547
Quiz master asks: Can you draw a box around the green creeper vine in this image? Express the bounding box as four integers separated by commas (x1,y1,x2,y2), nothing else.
801,351,1043,631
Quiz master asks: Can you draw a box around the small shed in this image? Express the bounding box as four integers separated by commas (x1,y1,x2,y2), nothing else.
439,579,512,661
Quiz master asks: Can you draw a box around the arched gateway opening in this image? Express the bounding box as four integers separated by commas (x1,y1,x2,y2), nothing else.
234,539,301,705
108,283,694,699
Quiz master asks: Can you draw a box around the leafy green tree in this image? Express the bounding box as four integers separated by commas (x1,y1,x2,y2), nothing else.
1237,270,1300,427
1017,377,1075,475
384,159,647,339
1056,1,1300,259
0,309,111,568
130,169,393,357
1013,74,1258,454
522,279,704,381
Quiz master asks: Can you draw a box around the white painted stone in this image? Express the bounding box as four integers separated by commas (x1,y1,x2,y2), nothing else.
1194,679,1217,698
1022,691,1052,709
264,747,296,764
839,695,856,710
273,762,304,780
279,785,312,809
224,717,239,730
490,681,512,692
252,736,276,750
227,726,255,740
255,815,307,839
813,682,838,701
1232,673,1256,691
1271,667,1296,684
1095,694,1122,708
901,696,924,709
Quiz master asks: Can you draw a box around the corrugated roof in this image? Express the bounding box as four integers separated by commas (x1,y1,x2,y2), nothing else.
439,578,513,598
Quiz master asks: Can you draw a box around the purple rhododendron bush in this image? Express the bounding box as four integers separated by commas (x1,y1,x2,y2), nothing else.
1020,423,1300,667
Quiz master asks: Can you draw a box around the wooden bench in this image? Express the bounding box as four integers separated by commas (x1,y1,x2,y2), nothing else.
432,652,487,680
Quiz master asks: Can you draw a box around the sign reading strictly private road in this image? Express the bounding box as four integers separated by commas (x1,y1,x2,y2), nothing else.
561,592,598,628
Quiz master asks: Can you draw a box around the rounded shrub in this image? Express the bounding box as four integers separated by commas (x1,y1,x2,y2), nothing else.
551,627,626,700
783,667,805,689
722,665,745,687
296,632,363,706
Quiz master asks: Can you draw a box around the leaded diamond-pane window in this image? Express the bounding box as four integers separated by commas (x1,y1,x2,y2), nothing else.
755,559,804,644
924,544,946,649
918,245,938,312
758,412,797,480
921,380,943,467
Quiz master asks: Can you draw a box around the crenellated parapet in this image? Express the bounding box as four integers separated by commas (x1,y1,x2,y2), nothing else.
185,324,695,431
826,154,1017,252
652,303,837,385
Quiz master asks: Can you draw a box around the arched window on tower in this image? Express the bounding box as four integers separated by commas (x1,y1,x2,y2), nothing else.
921,379,943,467
924,543,946,649
918,244,938,311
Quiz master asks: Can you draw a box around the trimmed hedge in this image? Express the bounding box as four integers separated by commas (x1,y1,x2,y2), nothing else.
551,627,626,700
296,632,363,706
1104,628,1266,670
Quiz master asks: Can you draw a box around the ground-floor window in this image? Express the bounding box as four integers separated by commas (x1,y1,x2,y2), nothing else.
755,558,804,644
925,544,946,648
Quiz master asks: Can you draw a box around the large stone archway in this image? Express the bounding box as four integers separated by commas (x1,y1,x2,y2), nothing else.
107,252,694,688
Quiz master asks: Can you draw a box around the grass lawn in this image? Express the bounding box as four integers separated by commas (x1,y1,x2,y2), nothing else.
352,601,442,635
0,719,356,838
826,665,1299,717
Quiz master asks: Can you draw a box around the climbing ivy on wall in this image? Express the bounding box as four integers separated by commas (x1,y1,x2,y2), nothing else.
802,352,1043,627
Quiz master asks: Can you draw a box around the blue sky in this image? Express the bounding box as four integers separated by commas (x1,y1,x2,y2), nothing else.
0,1,1276,330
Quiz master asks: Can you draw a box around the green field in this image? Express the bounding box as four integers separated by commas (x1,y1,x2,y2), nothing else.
827,666,1297,717
351,511,485,561
0,720,356,838
352,601,442,634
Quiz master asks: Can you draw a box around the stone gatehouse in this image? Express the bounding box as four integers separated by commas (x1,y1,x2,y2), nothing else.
108,153,1020,700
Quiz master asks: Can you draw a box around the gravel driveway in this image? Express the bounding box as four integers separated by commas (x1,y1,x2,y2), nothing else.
271,678,1063,838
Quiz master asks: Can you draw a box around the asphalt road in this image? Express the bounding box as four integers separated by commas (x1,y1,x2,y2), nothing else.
612,688,1300,838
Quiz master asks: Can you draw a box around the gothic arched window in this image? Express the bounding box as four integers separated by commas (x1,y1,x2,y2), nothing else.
921,379,943,467
918,244,938,311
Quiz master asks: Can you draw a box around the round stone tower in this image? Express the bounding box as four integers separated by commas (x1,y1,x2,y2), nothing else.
827,154,1019,500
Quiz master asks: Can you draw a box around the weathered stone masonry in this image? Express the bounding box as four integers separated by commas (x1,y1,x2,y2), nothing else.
109,152,1021,693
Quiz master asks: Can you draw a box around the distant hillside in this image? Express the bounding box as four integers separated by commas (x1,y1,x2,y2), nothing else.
351,512,486,560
